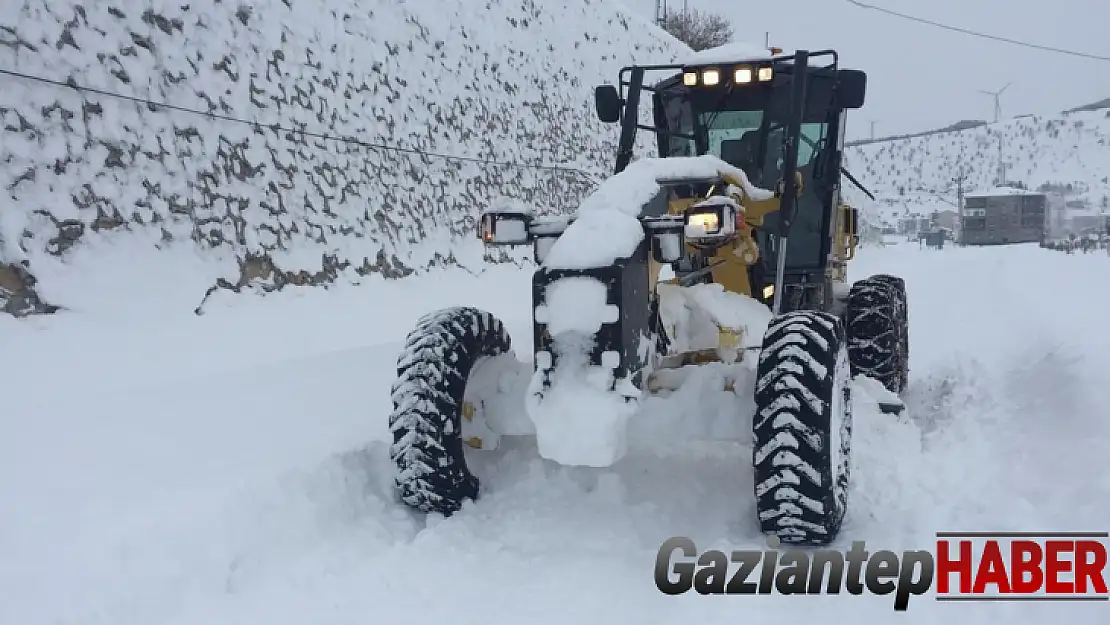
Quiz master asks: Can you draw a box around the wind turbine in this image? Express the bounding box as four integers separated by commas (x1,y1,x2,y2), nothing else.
979,82,1011,123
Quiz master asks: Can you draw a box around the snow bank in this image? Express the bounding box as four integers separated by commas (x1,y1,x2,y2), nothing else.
542,155,772,269
0,0,690,314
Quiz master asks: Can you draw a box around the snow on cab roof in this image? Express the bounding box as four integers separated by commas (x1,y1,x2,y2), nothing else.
682,42,785,67
542,155,773,270
964,186,1044,198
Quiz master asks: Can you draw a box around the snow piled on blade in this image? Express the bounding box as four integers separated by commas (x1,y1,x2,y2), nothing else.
542,155,773,269
658,282,772,353
854,373,904,407
528,276,633,467
684,284,772,336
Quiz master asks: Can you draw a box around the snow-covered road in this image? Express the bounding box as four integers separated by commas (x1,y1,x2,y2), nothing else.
2,242,1108,624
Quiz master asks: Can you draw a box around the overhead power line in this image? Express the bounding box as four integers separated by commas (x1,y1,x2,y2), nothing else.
0,66,598,177
844,0,1110,62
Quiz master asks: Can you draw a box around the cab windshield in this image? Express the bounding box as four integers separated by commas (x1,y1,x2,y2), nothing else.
656,83,838,271
699,110,828,189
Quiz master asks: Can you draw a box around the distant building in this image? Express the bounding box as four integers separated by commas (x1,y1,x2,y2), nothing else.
932,209,958,231
899,210,957,239
898,216,932,236
959,187,1046,245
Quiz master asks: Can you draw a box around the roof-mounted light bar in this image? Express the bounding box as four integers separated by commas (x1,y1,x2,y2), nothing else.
682,64,774,87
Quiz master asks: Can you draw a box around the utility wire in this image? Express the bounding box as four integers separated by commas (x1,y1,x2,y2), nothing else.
844,0,1110,62
0,66,599,177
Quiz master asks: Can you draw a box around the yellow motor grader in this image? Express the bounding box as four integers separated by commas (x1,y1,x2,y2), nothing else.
388,47,909,546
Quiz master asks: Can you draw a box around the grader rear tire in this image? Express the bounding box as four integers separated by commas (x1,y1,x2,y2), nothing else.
846,275,909,393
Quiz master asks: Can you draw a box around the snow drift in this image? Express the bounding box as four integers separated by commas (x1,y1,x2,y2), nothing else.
0,0,688,315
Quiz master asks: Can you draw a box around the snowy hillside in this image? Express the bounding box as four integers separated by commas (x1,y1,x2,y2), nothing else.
0,0,688,315
843,107,1110,227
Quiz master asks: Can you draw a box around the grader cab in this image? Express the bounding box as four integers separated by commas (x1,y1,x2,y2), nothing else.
593,47,871,314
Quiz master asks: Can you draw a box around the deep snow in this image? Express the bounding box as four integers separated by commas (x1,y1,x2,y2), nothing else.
2,241,1109,624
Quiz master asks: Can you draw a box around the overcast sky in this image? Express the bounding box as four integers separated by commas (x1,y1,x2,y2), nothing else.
621,0,1110,141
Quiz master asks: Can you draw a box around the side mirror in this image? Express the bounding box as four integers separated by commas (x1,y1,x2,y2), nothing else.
850,207,859,235
478,208,532,246
594,84,623,124
837,69,867,109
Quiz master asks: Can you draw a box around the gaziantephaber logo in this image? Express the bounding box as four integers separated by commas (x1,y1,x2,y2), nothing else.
655,532,1109,610
936,532,1108,602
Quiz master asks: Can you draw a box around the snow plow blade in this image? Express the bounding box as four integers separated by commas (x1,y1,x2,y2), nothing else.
645,344,759,393
854,374,906,415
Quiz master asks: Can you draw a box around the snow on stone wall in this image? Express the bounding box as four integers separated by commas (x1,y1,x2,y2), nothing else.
0,0,688,315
